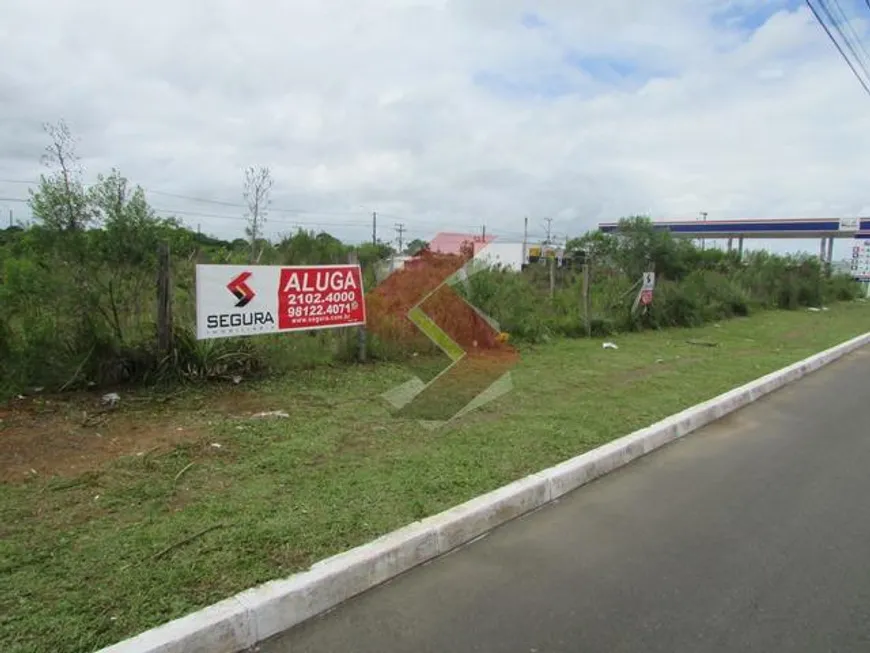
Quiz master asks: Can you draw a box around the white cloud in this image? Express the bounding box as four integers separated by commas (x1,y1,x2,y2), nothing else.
1,0,869,258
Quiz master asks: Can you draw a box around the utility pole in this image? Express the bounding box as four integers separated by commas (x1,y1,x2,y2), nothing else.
482,224,486,241
699,211,708,251
7,209,12,228
395,223,405,253
549,254,556,299
522,216,528,267
372,211,377,247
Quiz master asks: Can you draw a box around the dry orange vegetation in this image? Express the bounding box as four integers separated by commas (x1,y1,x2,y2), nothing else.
367,249,515,356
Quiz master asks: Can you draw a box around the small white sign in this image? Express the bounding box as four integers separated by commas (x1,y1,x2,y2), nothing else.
642,272,656,290
839,217,860,232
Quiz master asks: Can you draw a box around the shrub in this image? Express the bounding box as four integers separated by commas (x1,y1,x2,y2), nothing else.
824,274,863,302
462,265,552,343
2,188,862,399
681,270,750,321
644,280,705,329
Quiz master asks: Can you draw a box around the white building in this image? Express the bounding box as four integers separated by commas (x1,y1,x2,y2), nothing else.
471,241,526,271
373,240,530,283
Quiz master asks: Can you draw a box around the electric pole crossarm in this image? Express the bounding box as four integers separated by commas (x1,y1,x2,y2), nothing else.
395,223,405,253
543,218,553,244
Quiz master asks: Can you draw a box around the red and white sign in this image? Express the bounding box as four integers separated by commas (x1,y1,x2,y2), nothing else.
640,289,653,306
278,266,365,331
196,264,366,340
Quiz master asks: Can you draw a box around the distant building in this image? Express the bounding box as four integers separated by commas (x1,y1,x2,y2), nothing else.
428,232,494,255
374,233,571,282
472,241,526,271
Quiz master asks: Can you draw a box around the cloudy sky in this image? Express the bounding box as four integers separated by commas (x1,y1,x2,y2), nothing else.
2,0,870,258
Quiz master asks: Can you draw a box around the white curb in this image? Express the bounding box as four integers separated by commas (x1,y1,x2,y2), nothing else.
95,331,870,653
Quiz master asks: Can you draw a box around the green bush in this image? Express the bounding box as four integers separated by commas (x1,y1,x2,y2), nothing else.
681,270,751,321
462,265,552,343
588,315,617,337
825,274,863,302
2,191,863,399
645,280,705,328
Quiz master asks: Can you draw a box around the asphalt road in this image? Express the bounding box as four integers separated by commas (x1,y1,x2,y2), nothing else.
261,347,870,653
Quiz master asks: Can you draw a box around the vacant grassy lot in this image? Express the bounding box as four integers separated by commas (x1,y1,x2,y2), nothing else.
2,303,869,653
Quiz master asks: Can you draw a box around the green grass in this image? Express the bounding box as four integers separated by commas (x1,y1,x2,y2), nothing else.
2,302,869,653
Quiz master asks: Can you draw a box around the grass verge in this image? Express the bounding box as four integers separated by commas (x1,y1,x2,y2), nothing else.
2,302,869,653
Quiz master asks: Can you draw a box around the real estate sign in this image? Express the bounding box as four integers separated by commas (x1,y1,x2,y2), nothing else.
196,264,366,340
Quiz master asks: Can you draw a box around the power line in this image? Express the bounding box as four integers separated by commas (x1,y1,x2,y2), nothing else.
809,0,870,95
0,176,503,234
2,177,381,219
151,206,362,228
145,188,384,218
828,0,870,73
806,0,870,97
3,177,545,241
0,194,537,241
816,0,870,81
144,188,244,208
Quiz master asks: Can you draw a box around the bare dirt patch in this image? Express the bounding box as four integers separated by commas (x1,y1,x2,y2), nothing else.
0,386,287,483
608,355,703,385
0,397,202,483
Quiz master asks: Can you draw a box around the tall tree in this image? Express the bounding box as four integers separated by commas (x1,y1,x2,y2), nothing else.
29,120,94,233
243,165,273,263
404,238,429,255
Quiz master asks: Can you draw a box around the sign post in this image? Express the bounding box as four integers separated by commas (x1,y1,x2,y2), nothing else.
196,264,366,340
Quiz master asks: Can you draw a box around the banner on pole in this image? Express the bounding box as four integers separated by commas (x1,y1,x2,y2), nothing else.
196,264,366,340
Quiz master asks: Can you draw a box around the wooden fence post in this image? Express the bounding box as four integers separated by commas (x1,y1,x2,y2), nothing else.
157,242,173,356
583,259,591,338
348,251,367,362
549,255,556,299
